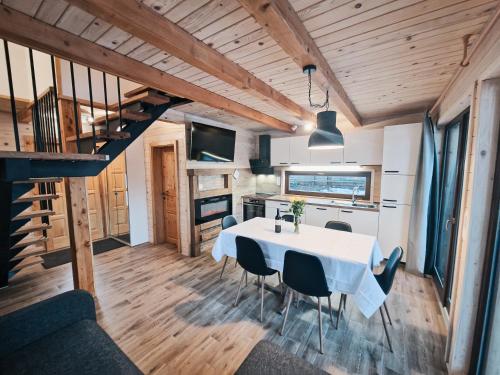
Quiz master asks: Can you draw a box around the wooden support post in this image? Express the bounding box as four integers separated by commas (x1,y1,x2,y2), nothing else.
65,177,95,295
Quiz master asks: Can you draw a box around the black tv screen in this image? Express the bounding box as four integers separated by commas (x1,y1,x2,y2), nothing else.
189,122,236,162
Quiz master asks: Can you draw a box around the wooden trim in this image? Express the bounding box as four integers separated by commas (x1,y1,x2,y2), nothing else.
0,5,293,133
65,0,314,124
239,0,362,127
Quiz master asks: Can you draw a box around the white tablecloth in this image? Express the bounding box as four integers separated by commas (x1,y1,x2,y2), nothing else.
212,217,386,318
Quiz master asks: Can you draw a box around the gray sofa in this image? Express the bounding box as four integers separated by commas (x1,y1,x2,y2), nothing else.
0,290,142,375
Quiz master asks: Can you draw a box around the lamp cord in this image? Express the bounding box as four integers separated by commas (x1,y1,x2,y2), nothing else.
308,70,329,110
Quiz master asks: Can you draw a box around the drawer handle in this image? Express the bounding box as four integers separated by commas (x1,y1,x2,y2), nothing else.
316,208,327,211
279,203,288,206
330,161,341,164
345,161,357,164
279,162,288,165
382,205,397,208
341,210,353,213
290,162,300,165
384,170,400,173
382,199,397,202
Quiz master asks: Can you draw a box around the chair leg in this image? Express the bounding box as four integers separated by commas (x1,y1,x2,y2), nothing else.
336,294,343,329
281,289,293,336
245,271,248,286
219,256,229,280
260,276,266,322
318,297,324,354
383,302,393,326
327,295,334,325
342,293,347,309
278,272,283,296
233,270,246,307
379,307,393,353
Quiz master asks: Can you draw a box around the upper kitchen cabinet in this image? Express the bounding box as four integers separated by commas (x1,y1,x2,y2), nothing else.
382,123,422,175
343,128,384,165
309,147,343,164
270,137,290,166
289,136,311,164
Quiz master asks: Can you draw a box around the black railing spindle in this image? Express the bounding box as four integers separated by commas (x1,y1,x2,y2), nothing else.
103,72,109,134
3,41,20,151
69,61,80,153
50,56,63,153
28,48,43,152
87,67,96,153
117,77,123,132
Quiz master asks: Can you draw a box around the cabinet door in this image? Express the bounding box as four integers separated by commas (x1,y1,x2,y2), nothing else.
380,174,415,205
310,148,343,165
265,201,291,218
382,123,422,175
270,138,290,166
338,209,379,236
305,205,339,227
343,129,384,165
289,136,310,164
377,204,411,261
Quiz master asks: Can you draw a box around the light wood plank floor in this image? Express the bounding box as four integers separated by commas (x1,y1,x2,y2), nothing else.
0,243,448,374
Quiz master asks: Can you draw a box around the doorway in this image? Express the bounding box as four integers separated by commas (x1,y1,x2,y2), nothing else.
152,144,179,249
433,108,469,309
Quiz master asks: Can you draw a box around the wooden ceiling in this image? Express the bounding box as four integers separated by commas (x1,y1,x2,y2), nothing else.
1,0,498,131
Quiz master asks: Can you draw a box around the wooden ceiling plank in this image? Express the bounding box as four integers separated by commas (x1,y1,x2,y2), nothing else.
80,18,112,42
0,4,293,133
177,0,241,35
239,0,362,127
56,5,95,35
115,36,144,54
95,26,132,50
3,0,42,16
65,0,314,123
34,0,68,25
141,0,182,16
163,0,211,24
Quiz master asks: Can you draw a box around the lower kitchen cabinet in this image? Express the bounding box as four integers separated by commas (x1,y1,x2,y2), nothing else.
305,205,339,227
265,201,292,219
377,204,411,261
338,208,379,236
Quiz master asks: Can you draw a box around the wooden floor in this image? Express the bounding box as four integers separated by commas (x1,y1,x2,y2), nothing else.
0,243,448,374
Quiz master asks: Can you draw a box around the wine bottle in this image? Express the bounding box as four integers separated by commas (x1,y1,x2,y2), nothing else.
275,208,281,233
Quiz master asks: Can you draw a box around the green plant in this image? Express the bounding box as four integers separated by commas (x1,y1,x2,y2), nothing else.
290,199,306,220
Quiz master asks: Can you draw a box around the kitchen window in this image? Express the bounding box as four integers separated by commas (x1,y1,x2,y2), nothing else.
284,171,371,200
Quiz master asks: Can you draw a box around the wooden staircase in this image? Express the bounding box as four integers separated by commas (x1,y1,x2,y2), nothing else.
0,177,61,287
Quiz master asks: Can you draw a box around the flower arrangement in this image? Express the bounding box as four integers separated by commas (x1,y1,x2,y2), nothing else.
290,199,306,233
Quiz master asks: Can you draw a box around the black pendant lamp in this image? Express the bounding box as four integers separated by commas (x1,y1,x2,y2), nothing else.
303,65,344,149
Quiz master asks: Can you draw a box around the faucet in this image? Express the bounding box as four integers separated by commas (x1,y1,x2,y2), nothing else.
352,185,360,205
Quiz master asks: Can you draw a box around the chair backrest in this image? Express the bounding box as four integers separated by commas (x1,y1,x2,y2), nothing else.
282,214,294,223
376,246,404,294
235,236,269,276
283,250,330,297
325,220,352,232
222,215,237,229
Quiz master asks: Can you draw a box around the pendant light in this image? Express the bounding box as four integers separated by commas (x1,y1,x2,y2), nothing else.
303,65,344,149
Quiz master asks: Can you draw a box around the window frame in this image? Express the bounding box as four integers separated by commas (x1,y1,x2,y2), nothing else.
284,170,372,200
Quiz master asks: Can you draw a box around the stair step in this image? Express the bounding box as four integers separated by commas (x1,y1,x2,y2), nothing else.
109,91,170,111
10,237,48,250
124,86,166,98
12,209,55,221
11,256,43,272
13,194,59,203
11,223,52,236
13,177,63,184
11,247,47,261
93,109,151,126
66,130,131,142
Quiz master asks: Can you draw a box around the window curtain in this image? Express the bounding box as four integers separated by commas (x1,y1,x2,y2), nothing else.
407,112,439,274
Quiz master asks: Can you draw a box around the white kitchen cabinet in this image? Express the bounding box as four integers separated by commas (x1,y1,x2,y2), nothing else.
343,128,384,165
309,148,343,165
338,208,379,236
265,200,291,219
377,204,411,261
382,123,422,175
380,174,415,205
270,138,290,166
305,205,339,227
289,136,311,164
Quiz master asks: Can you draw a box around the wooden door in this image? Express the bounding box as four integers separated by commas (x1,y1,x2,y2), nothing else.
46,180,70,251
161,146,178,245
86,175,105,241
107,153,129,238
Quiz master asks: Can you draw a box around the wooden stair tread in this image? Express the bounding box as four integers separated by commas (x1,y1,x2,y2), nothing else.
11,247,47,261
13,210,55,221
0,151,108,162
66,130,131,142
11,237,48,250
13,194,59,203
11,256,43,271
11,223,52,236
93,109,150,126
124,86,159,98
13,177,62,184
109,91,170,111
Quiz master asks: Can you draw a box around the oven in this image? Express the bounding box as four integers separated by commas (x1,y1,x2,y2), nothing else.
194,194,232,224
243,197,265,221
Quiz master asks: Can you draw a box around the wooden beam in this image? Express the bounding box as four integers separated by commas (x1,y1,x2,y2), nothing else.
363,111,425,128
0,5,293,133
65,177,95,296
65,0,314,124
239,0,362,127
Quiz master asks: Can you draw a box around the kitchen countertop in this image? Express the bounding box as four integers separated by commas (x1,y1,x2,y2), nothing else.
265,194,380,212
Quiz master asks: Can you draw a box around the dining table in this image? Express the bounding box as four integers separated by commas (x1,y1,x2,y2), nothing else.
212,217,386,318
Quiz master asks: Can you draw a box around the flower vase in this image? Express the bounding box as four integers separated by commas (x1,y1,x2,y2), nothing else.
294,218,300,233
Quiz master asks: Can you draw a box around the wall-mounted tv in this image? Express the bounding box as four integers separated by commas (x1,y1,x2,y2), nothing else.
189,122,236,162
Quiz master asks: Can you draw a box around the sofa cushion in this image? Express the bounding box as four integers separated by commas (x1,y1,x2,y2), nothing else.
235,340,329,375
0,319,142,375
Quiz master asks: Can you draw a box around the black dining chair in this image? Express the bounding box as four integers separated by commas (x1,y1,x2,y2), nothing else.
324,220,352,328
281,250,334,354
282,214,294,223
374,246,403,353
219,215,238,280
233,236,282,322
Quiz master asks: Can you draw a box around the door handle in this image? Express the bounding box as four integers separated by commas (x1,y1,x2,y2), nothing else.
341,210,353,213
445,217,456,231
382,199,397,202
316,207,327,211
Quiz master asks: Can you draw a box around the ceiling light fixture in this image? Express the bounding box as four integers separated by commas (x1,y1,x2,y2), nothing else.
303,64,344,150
